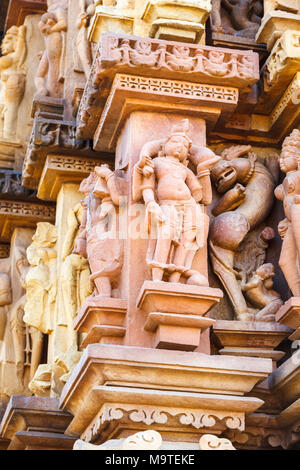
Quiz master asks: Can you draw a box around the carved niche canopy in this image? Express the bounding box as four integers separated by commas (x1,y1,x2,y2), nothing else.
4,0,47,31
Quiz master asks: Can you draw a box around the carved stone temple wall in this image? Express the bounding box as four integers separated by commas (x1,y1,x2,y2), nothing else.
1,0,300,452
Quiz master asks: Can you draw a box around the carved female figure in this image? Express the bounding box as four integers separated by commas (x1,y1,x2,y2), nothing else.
74,0,95,78
23,223,57,335
0,25,26,140
35,0,68,98
275,129,300,297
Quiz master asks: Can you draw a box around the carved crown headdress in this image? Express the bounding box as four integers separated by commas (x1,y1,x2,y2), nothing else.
167,119,193,146
282,129,300,150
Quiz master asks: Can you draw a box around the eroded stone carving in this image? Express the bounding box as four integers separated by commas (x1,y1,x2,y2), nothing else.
209,145,280,321
60,202,92,324
275,129,300,296
0,25,27,140
210,0,263,38
132,119,220,285
0,272,11,342
74,0,95,78
35,0,68,98
10,255,43,389
75,166,124,297
23,222,58,334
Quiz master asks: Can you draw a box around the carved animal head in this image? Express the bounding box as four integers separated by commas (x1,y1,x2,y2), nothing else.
211,145,256,193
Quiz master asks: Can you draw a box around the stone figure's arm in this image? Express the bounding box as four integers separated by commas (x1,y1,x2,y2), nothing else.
186,168,202,202
274,183,284,201
35,51,49,96
62,208,79,261
189,145,221,205
212,183,246,216
94,165,121,206
15,25,27,69
50,8,68,33
132,157,155,202
241,275,260,292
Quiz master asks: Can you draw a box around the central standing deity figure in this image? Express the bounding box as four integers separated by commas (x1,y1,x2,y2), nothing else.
132,119,220,286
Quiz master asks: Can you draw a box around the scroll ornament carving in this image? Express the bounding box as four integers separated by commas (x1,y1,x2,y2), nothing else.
209,145,282,321
74,431,236,450
132,118,220,285
35,0,68,98
23,222,58,335
81,404,244,443
0,25,27,140
199,434,236,450
73,430,163,450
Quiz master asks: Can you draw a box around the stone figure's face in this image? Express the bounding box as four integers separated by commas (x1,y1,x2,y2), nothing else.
280,148,298,173
211,159,237,193
164,135,190,162
1,32,16,55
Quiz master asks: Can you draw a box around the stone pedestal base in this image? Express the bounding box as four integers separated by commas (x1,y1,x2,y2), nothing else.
137,281,222,351
212,320,292,370
60,344,272,443
276,297,300,340
0,396,75,450
74,296,127,347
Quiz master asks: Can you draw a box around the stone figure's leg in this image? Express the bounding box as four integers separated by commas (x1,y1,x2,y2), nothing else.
93,276,112,296
30,328,43,381
279,225,300,296
209,242,251,319
211,0,224,33
255,299,283,322
11,307,26,388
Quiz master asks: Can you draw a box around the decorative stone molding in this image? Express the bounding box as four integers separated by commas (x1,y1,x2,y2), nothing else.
93,72,238,151
0,199,55,242
37,154,110,201
81,402,245,443
76,32,259,140
264,30,300,94
0,395,75,450
22,116,96,189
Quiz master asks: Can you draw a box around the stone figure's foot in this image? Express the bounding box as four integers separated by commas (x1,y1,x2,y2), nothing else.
235,312,255,322
186,272,209,287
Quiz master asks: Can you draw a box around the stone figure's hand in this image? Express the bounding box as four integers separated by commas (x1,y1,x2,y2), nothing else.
234,183,246,196
197,155,221,174
278,218,289,239
95,165,112,180
99,201,115,221
146,201,165,223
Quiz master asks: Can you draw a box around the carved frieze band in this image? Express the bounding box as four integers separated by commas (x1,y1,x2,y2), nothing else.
0,200,55,220
77,32,259,138
81,403,244,443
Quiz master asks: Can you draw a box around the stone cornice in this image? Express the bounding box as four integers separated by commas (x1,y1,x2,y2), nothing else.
76,32,260,141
